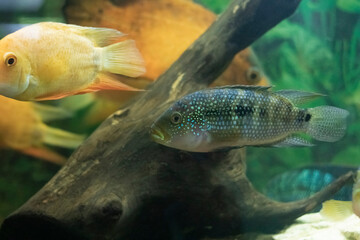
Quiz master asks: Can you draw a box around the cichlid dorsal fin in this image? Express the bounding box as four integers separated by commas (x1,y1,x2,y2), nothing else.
269,136,314,147
212,85,272,91
276,90,325,105
70,24,125,47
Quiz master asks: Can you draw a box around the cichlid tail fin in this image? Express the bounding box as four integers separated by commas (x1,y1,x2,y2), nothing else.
306,106,349,142
101,39,146,78
320,200,353,221
33,103,73,122
40,124,85,149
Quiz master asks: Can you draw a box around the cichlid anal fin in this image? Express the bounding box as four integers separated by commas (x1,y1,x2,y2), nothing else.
80,73,144,93
20,147,66,165
320,200,353,221
213,85,272,91
276,90,325,105
35,92,77,101
102,39,146,78
270,136,314,147
214,146,243,152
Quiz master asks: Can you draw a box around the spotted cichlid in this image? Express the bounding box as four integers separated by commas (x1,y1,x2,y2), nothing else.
150,85,349,152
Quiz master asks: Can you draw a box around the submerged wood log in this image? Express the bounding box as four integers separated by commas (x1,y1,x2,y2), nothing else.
0,0,354,239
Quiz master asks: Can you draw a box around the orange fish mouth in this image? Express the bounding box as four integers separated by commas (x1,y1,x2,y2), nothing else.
150,125,170,143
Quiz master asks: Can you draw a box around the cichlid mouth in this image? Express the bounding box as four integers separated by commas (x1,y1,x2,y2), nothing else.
150,125,169,143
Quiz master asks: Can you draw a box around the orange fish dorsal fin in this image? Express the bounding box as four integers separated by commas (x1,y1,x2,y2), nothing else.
79,73,144,94
64,23,126,47
21,147,66,165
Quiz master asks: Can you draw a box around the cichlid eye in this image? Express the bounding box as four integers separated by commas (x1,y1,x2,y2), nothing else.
246,67,261,83
170,112,182,125
4,53,17,67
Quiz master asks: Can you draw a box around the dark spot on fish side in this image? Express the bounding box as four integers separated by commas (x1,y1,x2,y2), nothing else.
296,110,306,122
259,107,267,117
235,104,254,117
305,113,311,122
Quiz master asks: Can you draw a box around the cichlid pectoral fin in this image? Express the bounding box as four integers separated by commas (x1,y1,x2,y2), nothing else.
320,200,353,221
20,147,66,165
276,90,325,105
269,136,314,147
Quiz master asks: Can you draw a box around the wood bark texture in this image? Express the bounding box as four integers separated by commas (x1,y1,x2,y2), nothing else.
0,0,354,240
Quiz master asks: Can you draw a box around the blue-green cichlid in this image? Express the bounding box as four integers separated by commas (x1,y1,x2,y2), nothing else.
150,85,349,152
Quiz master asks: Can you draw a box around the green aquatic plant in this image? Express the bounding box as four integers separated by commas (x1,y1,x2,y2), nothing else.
194,0,231,14
337,0,360,13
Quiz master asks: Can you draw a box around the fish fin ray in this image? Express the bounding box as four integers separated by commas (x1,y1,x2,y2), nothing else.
40,124,85,149
307,106,349,142
33,103,72,122
70,24,125,47
83,73,144,92
20,147,66,165
276,90,325,105
102,40,146,77
269,136,314,147
320,200,353,221
214,146,243,152
35,92,77,101
212,85,272,91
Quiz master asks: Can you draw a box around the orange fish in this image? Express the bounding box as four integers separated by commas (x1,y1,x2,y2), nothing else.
0,22,145,101
64,0,269,125
0,95,85,164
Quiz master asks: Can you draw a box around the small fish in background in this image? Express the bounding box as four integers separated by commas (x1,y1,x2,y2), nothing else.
264,165,355,203
0,22,145,101
150,85,349,152
0,95,85,165
321,168,360,221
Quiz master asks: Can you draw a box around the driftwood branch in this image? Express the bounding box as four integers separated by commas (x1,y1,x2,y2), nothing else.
0,0,353,240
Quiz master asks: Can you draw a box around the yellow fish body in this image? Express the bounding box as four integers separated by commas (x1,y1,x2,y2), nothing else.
321,169,360,221
0,22,145,101
0,95,84,164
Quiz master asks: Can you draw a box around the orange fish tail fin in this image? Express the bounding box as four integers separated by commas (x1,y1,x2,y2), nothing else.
33,103,73,122
102,39,146,77
40,124,85,149
21,147,67,165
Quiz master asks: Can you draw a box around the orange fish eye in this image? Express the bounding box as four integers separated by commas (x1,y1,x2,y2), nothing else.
4,53,17,67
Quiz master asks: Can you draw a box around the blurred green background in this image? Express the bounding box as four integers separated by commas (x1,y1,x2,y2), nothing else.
0,0,359,224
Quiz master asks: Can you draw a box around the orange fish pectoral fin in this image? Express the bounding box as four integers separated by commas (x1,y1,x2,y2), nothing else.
20,147,66,165
83,73,145,92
